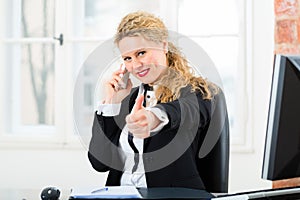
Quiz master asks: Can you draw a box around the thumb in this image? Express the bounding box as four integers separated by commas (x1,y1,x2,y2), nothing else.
132,94,144,113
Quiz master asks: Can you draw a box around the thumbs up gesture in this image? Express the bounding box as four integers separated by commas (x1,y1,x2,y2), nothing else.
126,94,160,139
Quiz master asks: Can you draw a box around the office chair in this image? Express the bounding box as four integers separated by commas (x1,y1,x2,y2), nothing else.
197,88,230,193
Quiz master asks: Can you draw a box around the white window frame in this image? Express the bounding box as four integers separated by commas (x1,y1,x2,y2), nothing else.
232,0,253,152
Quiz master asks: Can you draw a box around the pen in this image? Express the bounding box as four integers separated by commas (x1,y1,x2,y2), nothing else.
91,187,108,193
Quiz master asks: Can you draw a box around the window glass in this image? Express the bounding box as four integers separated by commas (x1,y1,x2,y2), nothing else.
20,43,55,125
178,0,241,135
6,43,55,128
78,0,161,37
191,37,238,130
70,42,102,134
6,0,56,38
178,0,239,35
3,0,56,133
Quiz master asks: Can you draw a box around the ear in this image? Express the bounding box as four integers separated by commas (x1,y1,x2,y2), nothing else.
162,41,168,54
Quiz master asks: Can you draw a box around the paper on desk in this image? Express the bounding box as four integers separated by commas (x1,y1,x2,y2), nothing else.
211,194,249,200
69,186,142,199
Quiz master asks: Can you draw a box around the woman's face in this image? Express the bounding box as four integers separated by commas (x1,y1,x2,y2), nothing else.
118,36,168,85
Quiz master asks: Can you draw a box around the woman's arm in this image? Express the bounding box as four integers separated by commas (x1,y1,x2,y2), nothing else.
88,87,139,172
88,113,122,172
154,88,211,134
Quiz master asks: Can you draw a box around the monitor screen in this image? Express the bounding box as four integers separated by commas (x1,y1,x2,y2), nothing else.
262,54,300,181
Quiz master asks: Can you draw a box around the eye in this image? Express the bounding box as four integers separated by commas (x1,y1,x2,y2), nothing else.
137,51,146,57
123,57,131,62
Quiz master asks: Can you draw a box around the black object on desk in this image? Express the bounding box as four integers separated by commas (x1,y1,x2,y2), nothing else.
41,187,61,200
215,186,300,200
138,187,214,199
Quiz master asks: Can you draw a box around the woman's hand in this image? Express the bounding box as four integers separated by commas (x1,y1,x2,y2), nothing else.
103,68,132,104
126,95,160,139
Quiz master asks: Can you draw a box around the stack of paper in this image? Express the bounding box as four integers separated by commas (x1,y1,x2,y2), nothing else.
69,186,142,199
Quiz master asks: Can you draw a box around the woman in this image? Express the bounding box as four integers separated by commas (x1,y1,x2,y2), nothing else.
88,11,219,190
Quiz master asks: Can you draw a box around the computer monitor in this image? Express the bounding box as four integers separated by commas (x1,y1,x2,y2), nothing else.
262,54,300,181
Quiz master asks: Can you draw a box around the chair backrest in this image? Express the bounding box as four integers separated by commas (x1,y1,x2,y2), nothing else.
197,88,230,193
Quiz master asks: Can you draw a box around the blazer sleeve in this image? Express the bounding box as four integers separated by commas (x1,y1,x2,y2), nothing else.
88,87,139,172
154,87,211,134
88,113,122,172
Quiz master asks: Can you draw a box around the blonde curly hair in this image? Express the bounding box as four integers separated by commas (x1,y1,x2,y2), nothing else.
114,11,217,102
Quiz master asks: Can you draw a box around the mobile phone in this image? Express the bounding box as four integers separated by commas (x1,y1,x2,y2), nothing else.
118,64,130,89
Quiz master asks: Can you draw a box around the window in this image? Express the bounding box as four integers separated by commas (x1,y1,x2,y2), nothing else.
0,0,251,151
176,0,252,150
1,0,56,135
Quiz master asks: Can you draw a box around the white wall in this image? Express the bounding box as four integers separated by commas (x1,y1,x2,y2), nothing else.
0,148,107,190
0,0,274,194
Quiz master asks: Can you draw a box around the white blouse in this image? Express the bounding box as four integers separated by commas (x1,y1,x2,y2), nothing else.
97,84,169,188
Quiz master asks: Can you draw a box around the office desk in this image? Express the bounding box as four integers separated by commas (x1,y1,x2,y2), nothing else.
2,187,300,200
216,186,300,200
0,188,214,200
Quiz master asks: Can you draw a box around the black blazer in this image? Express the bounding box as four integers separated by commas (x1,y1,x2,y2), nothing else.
88,85,212,190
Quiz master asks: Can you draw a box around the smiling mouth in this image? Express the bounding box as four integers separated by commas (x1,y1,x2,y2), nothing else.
137,69,150,77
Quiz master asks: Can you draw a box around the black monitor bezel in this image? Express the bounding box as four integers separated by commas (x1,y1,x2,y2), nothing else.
262,54,300,181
